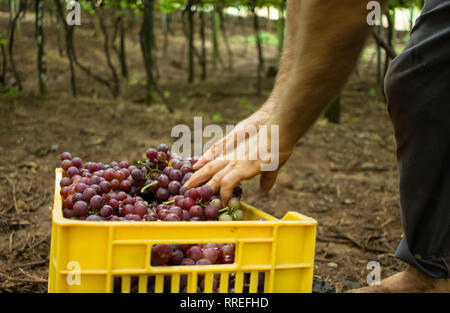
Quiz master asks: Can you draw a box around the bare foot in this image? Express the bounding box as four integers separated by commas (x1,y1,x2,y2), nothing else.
347,265,450,293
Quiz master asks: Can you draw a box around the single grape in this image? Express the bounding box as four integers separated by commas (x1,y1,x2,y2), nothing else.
74,183,87,194
60,152,72,161
120,179,132,192
181,258,195,266
146,148,157,161
156,188,169,201
164,213,181,221
100,205,113,218
233,209,244,221
67,166,80,178
152,244,173,265
157,144,169,153
158,208,170,220
209,198,222,210
71,157,83,168
131,169,144,183
60,177,72,187
144,211,158,221
72,192,83,203
89,176,102,185
134,201,148,217
86,214,104,221
163,166,172,176
222,244,235,256
116,191,127,201
169,249,184,265
203,248,218,264
90,195,104,210
82,187,97,202
190,216,201,221
99,181,111,193
122,204,135,216
189,205,204,218
91,184,102,195
196,258,212,265
181,197,194,210
63,196,74,209
156,151,167,163
168,180,181,195
169,169,182,181
73,200,88,217
61,159,72,171
110,179,120,190
205,205,219,220
123,197,135,205
119,161,129,169
182,210,191,221
188,188,201,200
218,213,233,221
228,197,241,210
157,174,169,188
124,214,141,221
199,185,213,200
63,208,75,218
186,246,202,262
169,206,183,219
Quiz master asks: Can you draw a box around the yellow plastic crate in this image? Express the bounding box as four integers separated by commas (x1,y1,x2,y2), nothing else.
48,168,317,293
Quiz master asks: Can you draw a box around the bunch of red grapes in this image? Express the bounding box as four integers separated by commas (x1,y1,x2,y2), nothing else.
151,243,235,267
59,144,243,222
116,243,265,293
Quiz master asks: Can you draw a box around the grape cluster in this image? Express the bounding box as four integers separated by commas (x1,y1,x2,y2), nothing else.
59,144,244,222
116,242,265,293
151,243,235,266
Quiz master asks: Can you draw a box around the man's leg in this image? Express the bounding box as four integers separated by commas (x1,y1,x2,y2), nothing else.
351,0,450,292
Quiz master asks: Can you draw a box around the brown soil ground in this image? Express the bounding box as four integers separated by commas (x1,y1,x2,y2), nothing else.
0,11,405,293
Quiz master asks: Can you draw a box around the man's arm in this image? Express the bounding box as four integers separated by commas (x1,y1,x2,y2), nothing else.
193,0,302,169
269,0,383,150
187,0,387,203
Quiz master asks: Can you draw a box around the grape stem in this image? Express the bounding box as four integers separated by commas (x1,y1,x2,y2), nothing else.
163,199,175,205
218,207,230,213
141,181,158,193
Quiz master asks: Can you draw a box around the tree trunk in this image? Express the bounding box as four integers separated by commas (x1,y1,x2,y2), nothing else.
119,17,128,78
54,0,76,96
161,10,168,57
187,0,194,83
324,96,340,124
8,0,27,91
1,43,7,86
251,5,263,95
91,3,120,97
35,0,47,94
211,8,222,69
218,8,233,71
239,15,248,56
199,9,206,80
140,0,154,105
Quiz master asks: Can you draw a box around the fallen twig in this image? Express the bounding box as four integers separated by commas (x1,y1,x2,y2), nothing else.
5,176,19,215
0,272,47,283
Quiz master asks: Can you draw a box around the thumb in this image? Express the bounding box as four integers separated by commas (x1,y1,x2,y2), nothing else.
260,170,279,192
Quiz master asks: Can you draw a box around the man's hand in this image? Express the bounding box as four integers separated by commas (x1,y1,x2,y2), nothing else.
186,126,293,206
193,106,272,171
